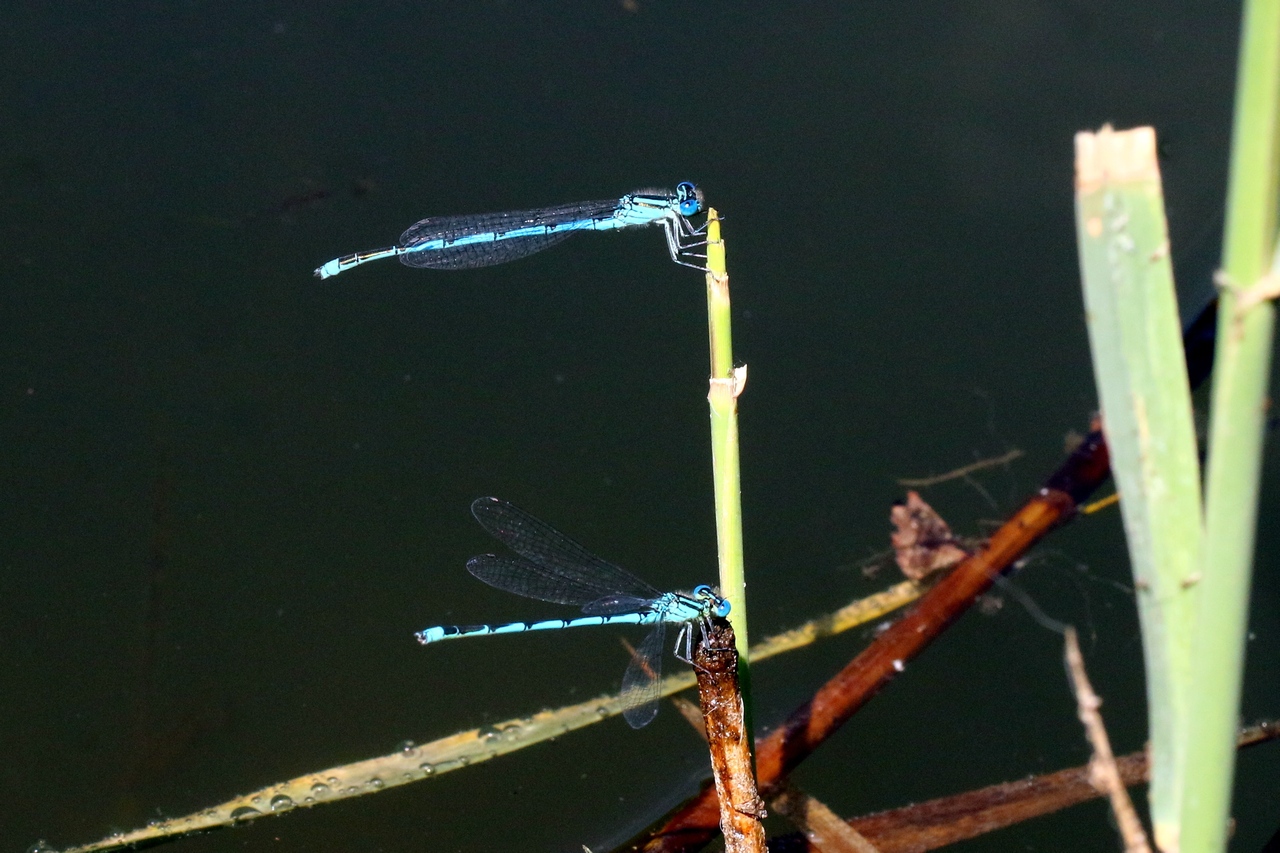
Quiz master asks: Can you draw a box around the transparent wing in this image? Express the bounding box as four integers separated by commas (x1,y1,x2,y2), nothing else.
470,497,661,603
466,555,614,607
620,621,666,729
398,199,617,270
401,229,576,269
582,594,655,616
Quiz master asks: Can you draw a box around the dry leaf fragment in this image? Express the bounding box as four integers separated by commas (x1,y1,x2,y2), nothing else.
890,491,970,581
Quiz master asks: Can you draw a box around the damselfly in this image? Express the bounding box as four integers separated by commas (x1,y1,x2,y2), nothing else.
416,497,730,729
315,182,707,279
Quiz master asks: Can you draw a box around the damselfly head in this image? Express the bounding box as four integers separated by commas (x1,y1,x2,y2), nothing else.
675,181,704,217
691,583,731,617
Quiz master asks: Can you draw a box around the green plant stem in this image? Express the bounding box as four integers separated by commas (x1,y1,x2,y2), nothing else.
703,209,753,736
1183,1,1280,850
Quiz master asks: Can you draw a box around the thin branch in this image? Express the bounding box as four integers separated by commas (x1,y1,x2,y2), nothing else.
1064,627,1152,853
770,784,881,853
896,449,1023,488
766,724,1278,852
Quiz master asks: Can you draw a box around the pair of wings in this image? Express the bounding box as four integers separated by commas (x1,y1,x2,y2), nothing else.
397,198,621,270
465,496,662,614
464,496,670,729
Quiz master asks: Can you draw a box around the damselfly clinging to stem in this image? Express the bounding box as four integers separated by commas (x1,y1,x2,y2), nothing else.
315,182,708,279
416,497,730,729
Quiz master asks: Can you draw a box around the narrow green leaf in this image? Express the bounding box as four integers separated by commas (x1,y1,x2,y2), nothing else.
1074,126,1203,846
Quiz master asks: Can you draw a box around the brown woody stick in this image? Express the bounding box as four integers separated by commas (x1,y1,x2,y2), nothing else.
764,723,1278,852
694,619,766,853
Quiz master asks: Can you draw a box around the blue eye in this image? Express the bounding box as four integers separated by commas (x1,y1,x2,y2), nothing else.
676,181,702,217
692,584,731,618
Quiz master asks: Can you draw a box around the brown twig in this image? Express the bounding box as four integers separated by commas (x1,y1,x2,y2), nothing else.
680,681,880,853
766,723,1278,852
694,619,766,853
896,448,1024,488
770,784,881,853
766,753,1148,853
1064,627,1152,853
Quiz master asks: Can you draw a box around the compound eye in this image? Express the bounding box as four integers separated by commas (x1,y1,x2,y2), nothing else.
714,598,732,618
676,181,702,216
692,583,712,596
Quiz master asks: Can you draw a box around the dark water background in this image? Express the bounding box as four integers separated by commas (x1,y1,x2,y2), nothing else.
2,2,1278,851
